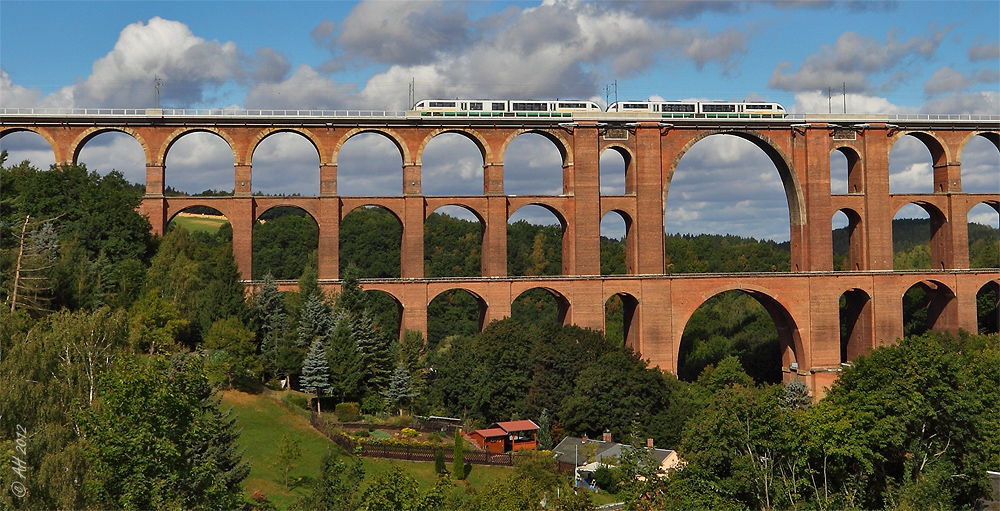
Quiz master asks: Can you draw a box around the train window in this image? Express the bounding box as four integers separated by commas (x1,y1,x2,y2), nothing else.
623,103,649,109
469,102,483,110
415,101,425,108
662,103,696,112
492,102,506,111
512,102,547,111
429,101,456,108
702,104,736,112
558,102,588,109
745,104,772,110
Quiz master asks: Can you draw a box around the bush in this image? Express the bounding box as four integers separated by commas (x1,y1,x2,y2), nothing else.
353,430,370,438
282,393,310,411
435,449,447,474
335,402,361,422
593,464,619,493
401,427,418,438
428,432,444,443
360,394,386,415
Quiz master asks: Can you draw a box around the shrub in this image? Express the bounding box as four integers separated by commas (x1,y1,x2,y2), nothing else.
335,402,361,422
401,427,418,438
354,430,370,438
282,393,310,411
435,449,447,474
428,432,444,443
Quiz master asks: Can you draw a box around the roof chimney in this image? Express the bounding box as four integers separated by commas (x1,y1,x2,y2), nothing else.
603,431,612,443
647,438,654,448
582,434,588,442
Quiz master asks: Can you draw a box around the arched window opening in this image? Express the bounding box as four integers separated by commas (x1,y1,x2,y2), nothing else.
337,132,403,196
600,212,630,275
889,135,934,194
832,209,864,271
599,148,627,195
425,206,482,278
77,131,146,186
666,134,791,272
605,293,639,349
504,133,563,196
421,133,484,196
977,281,999,335
830,149,849,195
839,289,872,363
959,134,999,194
0,130,56,169
902,280,957,338
427,289,485,352
967,203,999,269
168,206,231,238
508,205,564,276
677,290,788,385
341,206,401,278
511,288,566,329
165,132,234,196
251,132,320,196
893,204,934,270
253,206,318,280
364,289,402,344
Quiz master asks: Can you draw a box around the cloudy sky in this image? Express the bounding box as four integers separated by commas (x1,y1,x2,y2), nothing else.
1,0,997,239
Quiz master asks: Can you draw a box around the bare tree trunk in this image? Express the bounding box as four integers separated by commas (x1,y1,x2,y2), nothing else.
10,215,30,313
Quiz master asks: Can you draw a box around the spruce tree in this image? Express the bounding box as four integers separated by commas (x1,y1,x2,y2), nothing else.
353,309,394,393
253,273,287,380
537,408,553,450
298,293,334,348
301,338,333,413
382,363,419,415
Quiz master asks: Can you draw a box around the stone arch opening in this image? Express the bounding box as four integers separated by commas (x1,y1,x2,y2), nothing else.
677,288,800,385
421,132,486,196
252,206,318,280
959,133,1000,194
427,288,486,352
889,133,940,194
512,287,569,329
892,202,945,270
0,129,56,169
363,289,403,344
830,146,862,194
600,211,632,275
503,132,566,196
977,280,999,335
336,131,404,196
251,131,320,196
665,132,795,271
902,279,957,338
604,293,639,349
832,208,864,271
599,146,630,195
968,202,999,269
167,205,231,238
341,205,402,278
425,205,483,278
508,205,565,276
839,288,872,363
74,129,147,186
164,131,235,195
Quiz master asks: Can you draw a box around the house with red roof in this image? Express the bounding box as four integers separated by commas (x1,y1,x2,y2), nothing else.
469,419,540,453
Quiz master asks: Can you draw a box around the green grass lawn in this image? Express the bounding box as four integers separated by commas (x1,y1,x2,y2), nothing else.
220,390,516,509
170,213,229,234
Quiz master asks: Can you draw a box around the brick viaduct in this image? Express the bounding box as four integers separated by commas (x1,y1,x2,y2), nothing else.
2,109,997,393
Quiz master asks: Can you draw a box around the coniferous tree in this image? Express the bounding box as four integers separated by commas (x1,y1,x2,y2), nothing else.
253,273,287,381
297,293,334,348
537,408,553,450
353,309,394,394
382,363,419,415
301,338,334,413
453,428,466,480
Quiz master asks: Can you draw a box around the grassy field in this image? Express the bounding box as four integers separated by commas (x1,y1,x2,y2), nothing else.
170,212,229,234
219,390,517,509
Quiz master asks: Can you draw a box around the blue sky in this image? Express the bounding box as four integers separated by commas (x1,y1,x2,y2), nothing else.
2,0,998,239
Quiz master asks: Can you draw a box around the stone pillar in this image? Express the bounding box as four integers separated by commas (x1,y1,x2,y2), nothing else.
400,284,428,343
235,164,252,196
320,163,337,196
145,164,165,196
799,126,836,271
139,197,168,236
933,162,962,193
317,198,340,280
482,195,509,277
863,127,894,270
484,162,503,195
229,198,255,281
400,197,425,278
570,123,601,276
634,123,665,274
943,196,970,269
403,163,421,196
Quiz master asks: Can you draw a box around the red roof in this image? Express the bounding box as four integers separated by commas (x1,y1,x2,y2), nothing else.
493,420,540,433
472,428,508,438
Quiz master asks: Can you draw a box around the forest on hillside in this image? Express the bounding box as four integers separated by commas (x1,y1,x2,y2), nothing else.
1,155,997,510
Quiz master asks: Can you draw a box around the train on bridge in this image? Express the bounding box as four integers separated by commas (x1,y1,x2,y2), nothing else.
412,99,787,118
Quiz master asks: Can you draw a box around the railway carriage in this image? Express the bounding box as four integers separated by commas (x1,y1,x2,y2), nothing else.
412,99,602,117
607,100,786,118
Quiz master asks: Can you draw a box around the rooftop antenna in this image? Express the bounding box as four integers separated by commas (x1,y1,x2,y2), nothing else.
843,82,847,114
828,87,832,114
154,75,162,108
408,78,414,109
